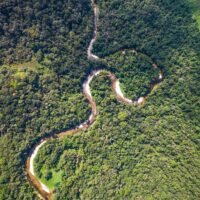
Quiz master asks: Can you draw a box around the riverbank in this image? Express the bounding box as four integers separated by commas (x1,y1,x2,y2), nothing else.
26,0,164,199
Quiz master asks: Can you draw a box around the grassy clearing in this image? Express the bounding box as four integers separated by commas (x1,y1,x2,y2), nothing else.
35,148,84,191
39,168,63,190
188,0,200,29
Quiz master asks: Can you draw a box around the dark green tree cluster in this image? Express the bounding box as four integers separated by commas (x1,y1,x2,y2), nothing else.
104,50,160,100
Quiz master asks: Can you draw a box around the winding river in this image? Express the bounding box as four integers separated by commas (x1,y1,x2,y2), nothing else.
26,0,164,199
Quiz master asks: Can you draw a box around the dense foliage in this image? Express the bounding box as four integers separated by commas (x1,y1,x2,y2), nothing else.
35,0,200,199
0,0,200,199
104,50,160,100
36,53,200,198
0,0,93,199
94,0,200,67
0,0,93,75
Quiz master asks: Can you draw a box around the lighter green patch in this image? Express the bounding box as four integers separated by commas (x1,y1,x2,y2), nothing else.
25,25,38,37
1,59,54,88
0,158,3,166
188,0,200,29
10,80,18,88
40,169,63,190
14,71,26,79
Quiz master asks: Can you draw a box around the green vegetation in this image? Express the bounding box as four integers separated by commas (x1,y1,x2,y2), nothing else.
35,143,85,191
0,0,200,199
35,49,200,199
0,0,93,199
104,50,160,100
39,169,63,190
188,0,200,29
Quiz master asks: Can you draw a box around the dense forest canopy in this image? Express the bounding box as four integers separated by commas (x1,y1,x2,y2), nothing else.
0,0,93,199
0,0,200,199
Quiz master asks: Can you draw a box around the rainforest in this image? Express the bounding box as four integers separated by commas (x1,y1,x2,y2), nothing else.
0,0,200,199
